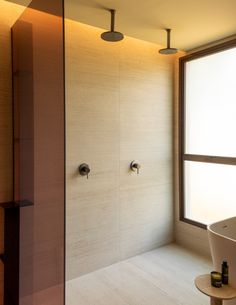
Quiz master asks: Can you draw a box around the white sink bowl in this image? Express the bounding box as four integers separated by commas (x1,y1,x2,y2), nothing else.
208,217,236,305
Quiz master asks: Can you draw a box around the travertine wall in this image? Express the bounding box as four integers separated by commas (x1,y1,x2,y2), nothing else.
65,20,176,279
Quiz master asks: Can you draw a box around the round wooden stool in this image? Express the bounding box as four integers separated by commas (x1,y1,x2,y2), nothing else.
195,274,236,305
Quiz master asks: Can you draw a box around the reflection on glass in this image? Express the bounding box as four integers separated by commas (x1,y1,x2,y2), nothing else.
12,1,65,305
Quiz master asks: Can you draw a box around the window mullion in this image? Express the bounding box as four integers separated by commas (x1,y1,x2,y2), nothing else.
183,154,236,166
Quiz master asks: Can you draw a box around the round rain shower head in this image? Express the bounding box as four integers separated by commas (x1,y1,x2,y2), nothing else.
101,31,124,42
101,9,124,42
159,47,178,55
159,29,178,55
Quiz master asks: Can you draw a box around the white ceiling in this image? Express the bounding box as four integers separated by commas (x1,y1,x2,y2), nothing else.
65,0,236,51
5,0,236,51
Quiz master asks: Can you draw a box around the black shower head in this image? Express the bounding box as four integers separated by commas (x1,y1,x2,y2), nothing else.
101,9,124,42
159,47,178,55
101,31,124,42
159,29,178,55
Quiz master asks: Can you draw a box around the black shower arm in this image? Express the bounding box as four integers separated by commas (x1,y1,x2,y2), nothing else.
166,29,171,49
110,9,115,32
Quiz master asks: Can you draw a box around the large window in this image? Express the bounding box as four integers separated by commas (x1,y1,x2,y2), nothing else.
179,40,236,228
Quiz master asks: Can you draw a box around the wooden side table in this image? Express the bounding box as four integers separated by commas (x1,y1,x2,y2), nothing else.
195,274,236,305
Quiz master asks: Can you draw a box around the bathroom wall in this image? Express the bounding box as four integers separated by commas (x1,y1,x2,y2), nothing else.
66,20,175,279
0,2,29,303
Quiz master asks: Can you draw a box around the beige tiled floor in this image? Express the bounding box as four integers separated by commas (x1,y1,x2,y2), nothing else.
66,243,212,305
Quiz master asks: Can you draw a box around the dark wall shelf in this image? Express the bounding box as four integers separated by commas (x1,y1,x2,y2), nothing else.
0,200,33,209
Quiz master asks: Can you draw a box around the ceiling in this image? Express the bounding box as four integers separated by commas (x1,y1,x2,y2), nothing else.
5,0,31,6
65,0,236,51
5,0,236,51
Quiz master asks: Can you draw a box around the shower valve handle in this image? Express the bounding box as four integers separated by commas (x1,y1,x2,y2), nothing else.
79,163,91,179
130,161,141,174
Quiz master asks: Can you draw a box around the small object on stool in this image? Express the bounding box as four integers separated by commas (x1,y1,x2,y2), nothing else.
222,261,229,285
211,271,222,288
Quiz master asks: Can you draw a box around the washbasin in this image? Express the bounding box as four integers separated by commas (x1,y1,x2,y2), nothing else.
208,217,236,305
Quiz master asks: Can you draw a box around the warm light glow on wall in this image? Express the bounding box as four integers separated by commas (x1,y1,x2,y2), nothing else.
0,1,29,26
64,18,174,55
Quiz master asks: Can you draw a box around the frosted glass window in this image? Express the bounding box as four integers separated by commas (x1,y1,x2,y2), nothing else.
184,161,236,225
185,47,236,157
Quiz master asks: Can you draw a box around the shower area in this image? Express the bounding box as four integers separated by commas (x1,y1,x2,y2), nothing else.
64,2,211,304
65,5,174,279
65,0,174,291
4,0,212,304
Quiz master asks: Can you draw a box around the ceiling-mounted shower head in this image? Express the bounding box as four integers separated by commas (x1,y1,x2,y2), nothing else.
101,9,124,42
159,29,178,55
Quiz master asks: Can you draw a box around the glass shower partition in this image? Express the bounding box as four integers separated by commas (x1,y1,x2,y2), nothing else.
10,0,65,304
